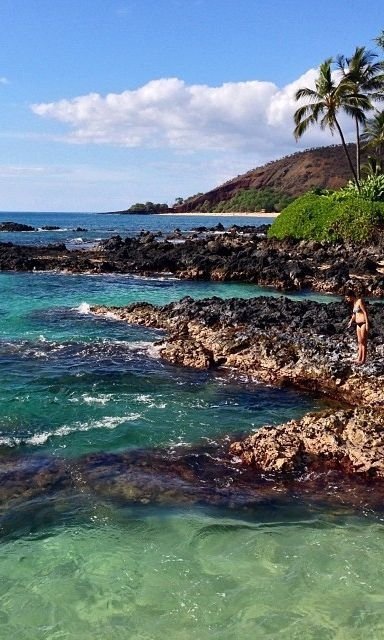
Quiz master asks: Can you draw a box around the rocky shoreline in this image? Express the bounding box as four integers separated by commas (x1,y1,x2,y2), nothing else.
92,296,384,406
2,295,384,524
91,295,384,488
2,226,384,517
1,224,384,295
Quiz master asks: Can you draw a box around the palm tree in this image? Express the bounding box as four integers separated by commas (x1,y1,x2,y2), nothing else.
361,155,383,178
361,110,384,163
293,58,363,187
374,30,384,51
335,46,384,180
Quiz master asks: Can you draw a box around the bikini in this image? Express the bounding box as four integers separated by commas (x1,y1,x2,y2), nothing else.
353,303,366,327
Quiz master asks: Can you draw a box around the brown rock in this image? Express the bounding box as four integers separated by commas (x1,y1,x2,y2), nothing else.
230,409,384,478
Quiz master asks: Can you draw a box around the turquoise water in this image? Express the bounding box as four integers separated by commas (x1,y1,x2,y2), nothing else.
1,214,383,639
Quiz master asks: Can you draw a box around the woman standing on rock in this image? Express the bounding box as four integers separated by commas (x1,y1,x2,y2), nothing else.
345,289,369,364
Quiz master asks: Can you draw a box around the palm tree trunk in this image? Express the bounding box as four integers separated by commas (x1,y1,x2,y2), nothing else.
355,118,361,181
334,118,360,190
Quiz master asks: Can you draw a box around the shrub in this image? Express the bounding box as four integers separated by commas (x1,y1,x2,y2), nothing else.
268,193,384,242
212,188,294,213
334,175,384,202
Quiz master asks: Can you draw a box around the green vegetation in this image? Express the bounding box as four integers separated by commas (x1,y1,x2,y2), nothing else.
331,174,384,201
268,193,384,242
127,201,169,214
211,188,294,213
294,38,384,188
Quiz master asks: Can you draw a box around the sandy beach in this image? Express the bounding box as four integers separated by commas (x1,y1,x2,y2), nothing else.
158,211,279,217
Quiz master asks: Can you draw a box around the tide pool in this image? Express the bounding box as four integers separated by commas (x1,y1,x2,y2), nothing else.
0,216,382,639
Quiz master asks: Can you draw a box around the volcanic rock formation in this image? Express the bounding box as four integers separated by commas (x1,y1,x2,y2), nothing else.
91,296,384,484
1,226,384,296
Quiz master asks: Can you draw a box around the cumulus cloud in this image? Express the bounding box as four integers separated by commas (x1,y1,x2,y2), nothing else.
31,71,356,156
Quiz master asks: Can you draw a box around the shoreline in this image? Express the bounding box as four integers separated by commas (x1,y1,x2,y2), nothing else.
90,297,384,487
158,211,279,218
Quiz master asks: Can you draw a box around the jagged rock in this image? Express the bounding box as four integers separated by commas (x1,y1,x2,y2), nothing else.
91,296,384,407
230,408,384,478
1,227,384,295
0,221,35,232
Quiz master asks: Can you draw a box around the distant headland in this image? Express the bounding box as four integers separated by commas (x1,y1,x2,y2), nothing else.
101,143,365,215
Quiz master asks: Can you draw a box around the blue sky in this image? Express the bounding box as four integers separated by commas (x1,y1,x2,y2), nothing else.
1,0,384,212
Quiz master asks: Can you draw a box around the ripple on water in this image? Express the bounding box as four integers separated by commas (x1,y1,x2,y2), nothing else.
0,511,383,639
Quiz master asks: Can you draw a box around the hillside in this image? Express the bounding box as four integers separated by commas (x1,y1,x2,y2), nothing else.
176,144,366,212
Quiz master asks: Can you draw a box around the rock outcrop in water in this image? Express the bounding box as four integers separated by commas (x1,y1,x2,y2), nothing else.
2,296,384,528
0,221,36,232
90,296,384,487
92,296,384,407
1,225,384,296
230,408,384,477
2,226,384,521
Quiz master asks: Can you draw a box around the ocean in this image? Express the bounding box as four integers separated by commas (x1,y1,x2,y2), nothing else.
1,212,383,640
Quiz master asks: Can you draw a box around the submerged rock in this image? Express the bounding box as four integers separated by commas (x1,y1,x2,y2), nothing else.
3,432,384,535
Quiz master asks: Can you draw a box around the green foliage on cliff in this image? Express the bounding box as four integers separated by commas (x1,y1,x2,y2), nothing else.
128,202,169,213
268,193,384,242
212,188,294,213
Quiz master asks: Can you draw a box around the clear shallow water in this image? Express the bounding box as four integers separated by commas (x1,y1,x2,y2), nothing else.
1,271,322,458
1,511,384,640
1,215,383,639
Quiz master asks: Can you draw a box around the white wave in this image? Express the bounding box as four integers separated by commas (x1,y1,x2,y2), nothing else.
131,273,179,281
135,393,167,409
76,302,91,314
135,394,154,403
117,340,163,359
31,350,49,359
105,311,120,320
146,342,162,359
0,413,142,448
81,393,113,405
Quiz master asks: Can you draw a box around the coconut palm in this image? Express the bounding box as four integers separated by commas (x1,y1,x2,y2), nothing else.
335,46,384,180
361,155,383,178
361,109,384,163
374,30,384,51
294,58,365,187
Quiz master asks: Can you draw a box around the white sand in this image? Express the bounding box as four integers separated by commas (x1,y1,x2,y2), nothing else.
158,211,279,218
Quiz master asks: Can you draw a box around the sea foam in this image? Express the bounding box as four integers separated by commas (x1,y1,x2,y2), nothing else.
76,302,91,314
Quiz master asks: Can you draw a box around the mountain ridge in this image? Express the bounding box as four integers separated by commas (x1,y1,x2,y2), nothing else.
176,143,366,212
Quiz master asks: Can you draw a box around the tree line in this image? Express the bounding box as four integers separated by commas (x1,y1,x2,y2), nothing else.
294,30,384,190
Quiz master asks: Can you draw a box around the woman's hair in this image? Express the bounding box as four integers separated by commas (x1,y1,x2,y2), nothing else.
344,288,355,298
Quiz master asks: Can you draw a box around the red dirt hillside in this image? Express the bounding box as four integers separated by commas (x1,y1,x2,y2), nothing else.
176,144,365,212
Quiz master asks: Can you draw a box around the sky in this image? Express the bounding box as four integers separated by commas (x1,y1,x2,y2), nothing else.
1,0,384,212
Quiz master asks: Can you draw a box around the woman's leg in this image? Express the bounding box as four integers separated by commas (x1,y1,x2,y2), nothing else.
356,325,367,363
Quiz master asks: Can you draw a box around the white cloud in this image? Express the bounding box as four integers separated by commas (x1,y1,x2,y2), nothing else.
0,77,9,85
31,70,355,156
0,165,47,178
